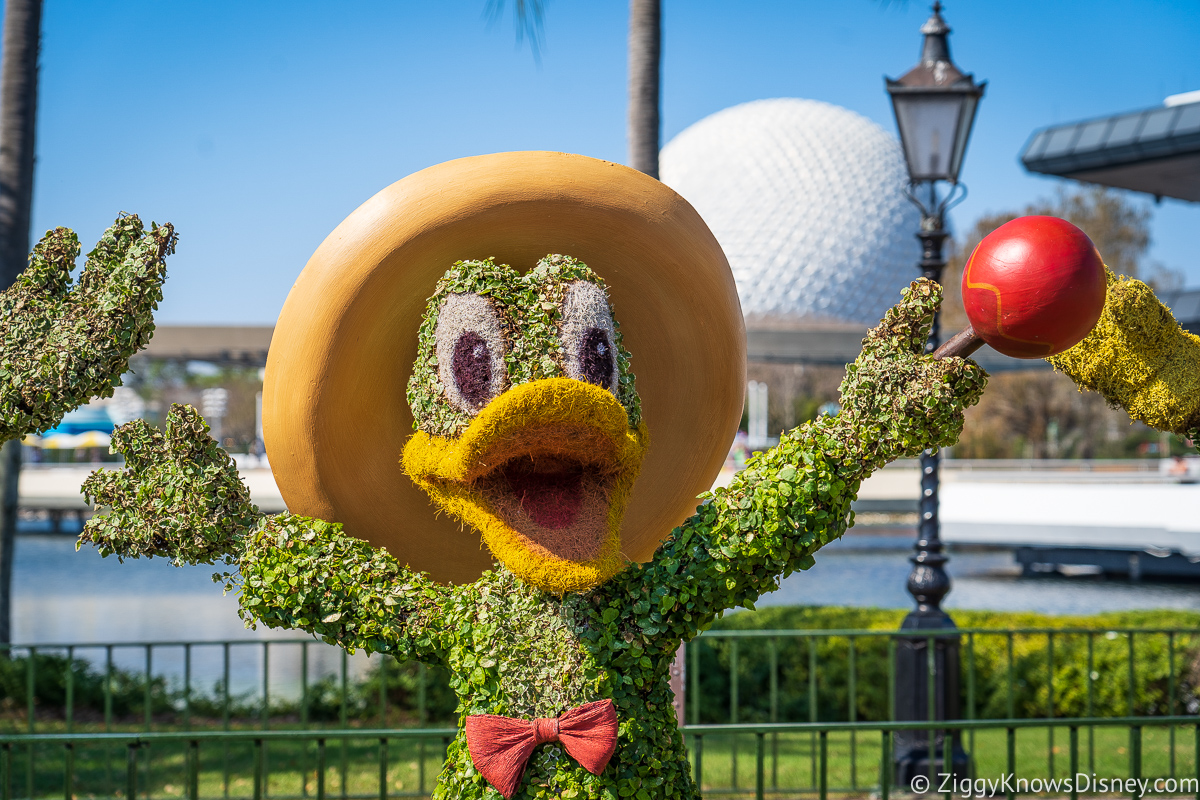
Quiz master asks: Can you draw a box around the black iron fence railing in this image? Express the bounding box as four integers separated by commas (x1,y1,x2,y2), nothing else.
685,718,1200,800
688,626,1197,724
0,718,1197,799
2,626,1194,734
0,626,1195,797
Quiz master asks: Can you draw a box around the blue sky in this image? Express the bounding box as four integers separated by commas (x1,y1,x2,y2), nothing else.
25,0,1200,323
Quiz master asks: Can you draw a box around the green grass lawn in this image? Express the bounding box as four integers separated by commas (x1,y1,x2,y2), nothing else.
2,725,1195,799
6,735,451,798
691,725,1198,797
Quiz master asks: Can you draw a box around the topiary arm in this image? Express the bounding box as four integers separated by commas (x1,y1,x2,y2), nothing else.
235,514,450,660
0,215,175,441
1048,269,1200,440
80,403,450,661
609,279,987,639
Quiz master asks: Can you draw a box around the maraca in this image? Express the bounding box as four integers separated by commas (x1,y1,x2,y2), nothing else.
935,216,1107,360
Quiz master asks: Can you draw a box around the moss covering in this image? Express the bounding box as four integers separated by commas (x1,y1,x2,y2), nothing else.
1049,268,1200,439
82,277,985,800
402,378,648,594
0,215,175,440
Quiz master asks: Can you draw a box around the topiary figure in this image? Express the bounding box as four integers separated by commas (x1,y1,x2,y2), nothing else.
79,154,989,800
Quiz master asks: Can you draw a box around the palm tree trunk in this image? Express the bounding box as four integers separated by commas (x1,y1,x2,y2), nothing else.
0,0,44,646
628,0,675,716
627,0,661,178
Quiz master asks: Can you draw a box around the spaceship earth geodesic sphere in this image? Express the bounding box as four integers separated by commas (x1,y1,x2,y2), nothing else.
660,98,922,326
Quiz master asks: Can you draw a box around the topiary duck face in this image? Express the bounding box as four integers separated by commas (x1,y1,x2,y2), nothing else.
402,255,648,594
262,152,745,593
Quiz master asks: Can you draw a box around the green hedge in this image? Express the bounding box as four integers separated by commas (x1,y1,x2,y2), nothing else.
0,652,457,727
0,652,174,722
696,607,1200,723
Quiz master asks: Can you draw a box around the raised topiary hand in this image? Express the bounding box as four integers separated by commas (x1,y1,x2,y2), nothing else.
79,403,259,565
839,277,988,468
617,277,987,636
0,215,176,441
80,401,442,656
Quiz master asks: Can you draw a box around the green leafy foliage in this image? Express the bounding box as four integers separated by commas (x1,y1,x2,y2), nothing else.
236,514,448,663
840,279,988,466
80,278,985,800
354,660,458,724
407,255,640,438
79,404,259,566
0,214,176,441
701,607,1200,723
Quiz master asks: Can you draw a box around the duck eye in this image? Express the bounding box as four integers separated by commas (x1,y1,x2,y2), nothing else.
560,281,619,394
452,331,493,408
435,293,507,414
579,327,614,388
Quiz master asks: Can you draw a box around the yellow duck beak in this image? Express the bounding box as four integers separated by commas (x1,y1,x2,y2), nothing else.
402,378,649,594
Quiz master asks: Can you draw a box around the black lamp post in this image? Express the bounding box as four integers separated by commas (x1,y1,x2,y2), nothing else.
884,2,985,785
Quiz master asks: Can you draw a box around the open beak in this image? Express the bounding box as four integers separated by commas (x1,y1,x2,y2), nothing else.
402,378,648,594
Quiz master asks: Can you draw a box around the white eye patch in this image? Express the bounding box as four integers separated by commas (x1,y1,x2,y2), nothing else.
435,293,507,414
560,281,619,394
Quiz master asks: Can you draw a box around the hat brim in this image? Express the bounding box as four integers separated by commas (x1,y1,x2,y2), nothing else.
262,151,746,584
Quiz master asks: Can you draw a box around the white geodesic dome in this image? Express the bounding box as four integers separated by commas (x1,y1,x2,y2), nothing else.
660,98,922,327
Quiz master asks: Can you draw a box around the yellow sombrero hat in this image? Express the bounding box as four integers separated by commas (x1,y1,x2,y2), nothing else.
262,151,745,584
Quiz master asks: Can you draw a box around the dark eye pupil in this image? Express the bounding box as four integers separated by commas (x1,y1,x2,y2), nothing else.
453,331,492,408
580,327,614,389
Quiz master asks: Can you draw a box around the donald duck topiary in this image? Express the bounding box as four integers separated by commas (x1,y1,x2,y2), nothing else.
77,151,1197,800
79,152,985,799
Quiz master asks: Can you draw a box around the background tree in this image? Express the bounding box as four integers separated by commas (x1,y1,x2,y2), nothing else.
627,0,661,178
488,0,661,178
485,0,546,62
0,0,42,646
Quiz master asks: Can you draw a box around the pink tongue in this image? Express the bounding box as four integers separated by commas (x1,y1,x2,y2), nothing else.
507,469,584,530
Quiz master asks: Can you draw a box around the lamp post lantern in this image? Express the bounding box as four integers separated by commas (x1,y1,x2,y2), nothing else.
887,2,985,190
884,1,985,785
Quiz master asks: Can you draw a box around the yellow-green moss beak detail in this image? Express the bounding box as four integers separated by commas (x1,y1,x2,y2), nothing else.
402,378,648,594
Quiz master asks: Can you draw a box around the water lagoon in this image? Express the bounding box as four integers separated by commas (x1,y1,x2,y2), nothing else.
12,530,363,700
15,523,1200,647
768,529,1200,615
11,520,1200,702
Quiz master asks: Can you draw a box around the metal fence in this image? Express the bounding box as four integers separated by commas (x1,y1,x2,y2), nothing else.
1,719,1197,799
0,640,390,733
0,625,1195,798
685,717,1200,800
688,625,1197,723
0,727,456,799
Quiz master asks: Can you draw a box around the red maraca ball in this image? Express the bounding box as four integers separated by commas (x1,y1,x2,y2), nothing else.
961,216,1106,358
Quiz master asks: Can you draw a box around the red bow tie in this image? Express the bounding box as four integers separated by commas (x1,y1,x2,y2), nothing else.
464,699,618,799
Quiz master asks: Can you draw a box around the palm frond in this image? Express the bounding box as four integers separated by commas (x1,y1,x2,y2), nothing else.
484,0,546,62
